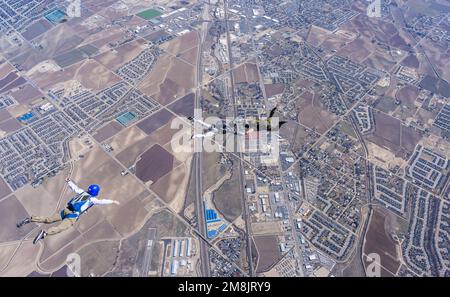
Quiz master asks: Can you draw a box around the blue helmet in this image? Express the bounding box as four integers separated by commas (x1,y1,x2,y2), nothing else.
87,184,100,197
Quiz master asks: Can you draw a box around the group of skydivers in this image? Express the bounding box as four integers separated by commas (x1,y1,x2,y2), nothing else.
190,106,287,139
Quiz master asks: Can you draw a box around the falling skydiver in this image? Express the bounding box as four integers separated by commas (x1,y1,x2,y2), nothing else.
17,178,120,244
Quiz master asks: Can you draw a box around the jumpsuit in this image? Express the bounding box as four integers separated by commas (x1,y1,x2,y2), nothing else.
30,181,114,236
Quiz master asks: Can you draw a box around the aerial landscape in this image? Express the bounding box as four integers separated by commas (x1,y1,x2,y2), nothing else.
0,0,449,278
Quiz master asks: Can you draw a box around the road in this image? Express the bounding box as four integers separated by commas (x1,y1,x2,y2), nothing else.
346,93,374,277
285,191,306,276
193,1,211,277
223,0,254,276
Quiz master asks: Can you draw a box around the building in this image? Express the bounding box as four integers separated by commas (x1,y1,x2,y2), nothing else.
170,260,178,275
179,239,185,257
186,238,191,257
172,240,179,257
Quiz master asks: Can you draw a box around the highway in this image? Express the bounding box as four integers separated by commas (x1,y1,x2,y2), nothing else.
223,0,255,276
193,0,211,277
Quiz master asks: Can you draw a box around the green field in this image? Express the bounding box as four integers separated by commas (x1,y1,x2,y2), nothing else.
136,8,162,20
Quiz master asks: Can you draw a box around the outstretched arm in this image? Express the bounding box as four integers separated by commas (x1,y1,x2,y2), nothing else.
90,198,120,206
65,178,84,194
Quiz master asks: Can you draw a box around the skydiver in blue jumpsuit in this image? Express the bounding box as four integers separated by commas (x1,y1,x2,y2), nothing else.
17,178,120,244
